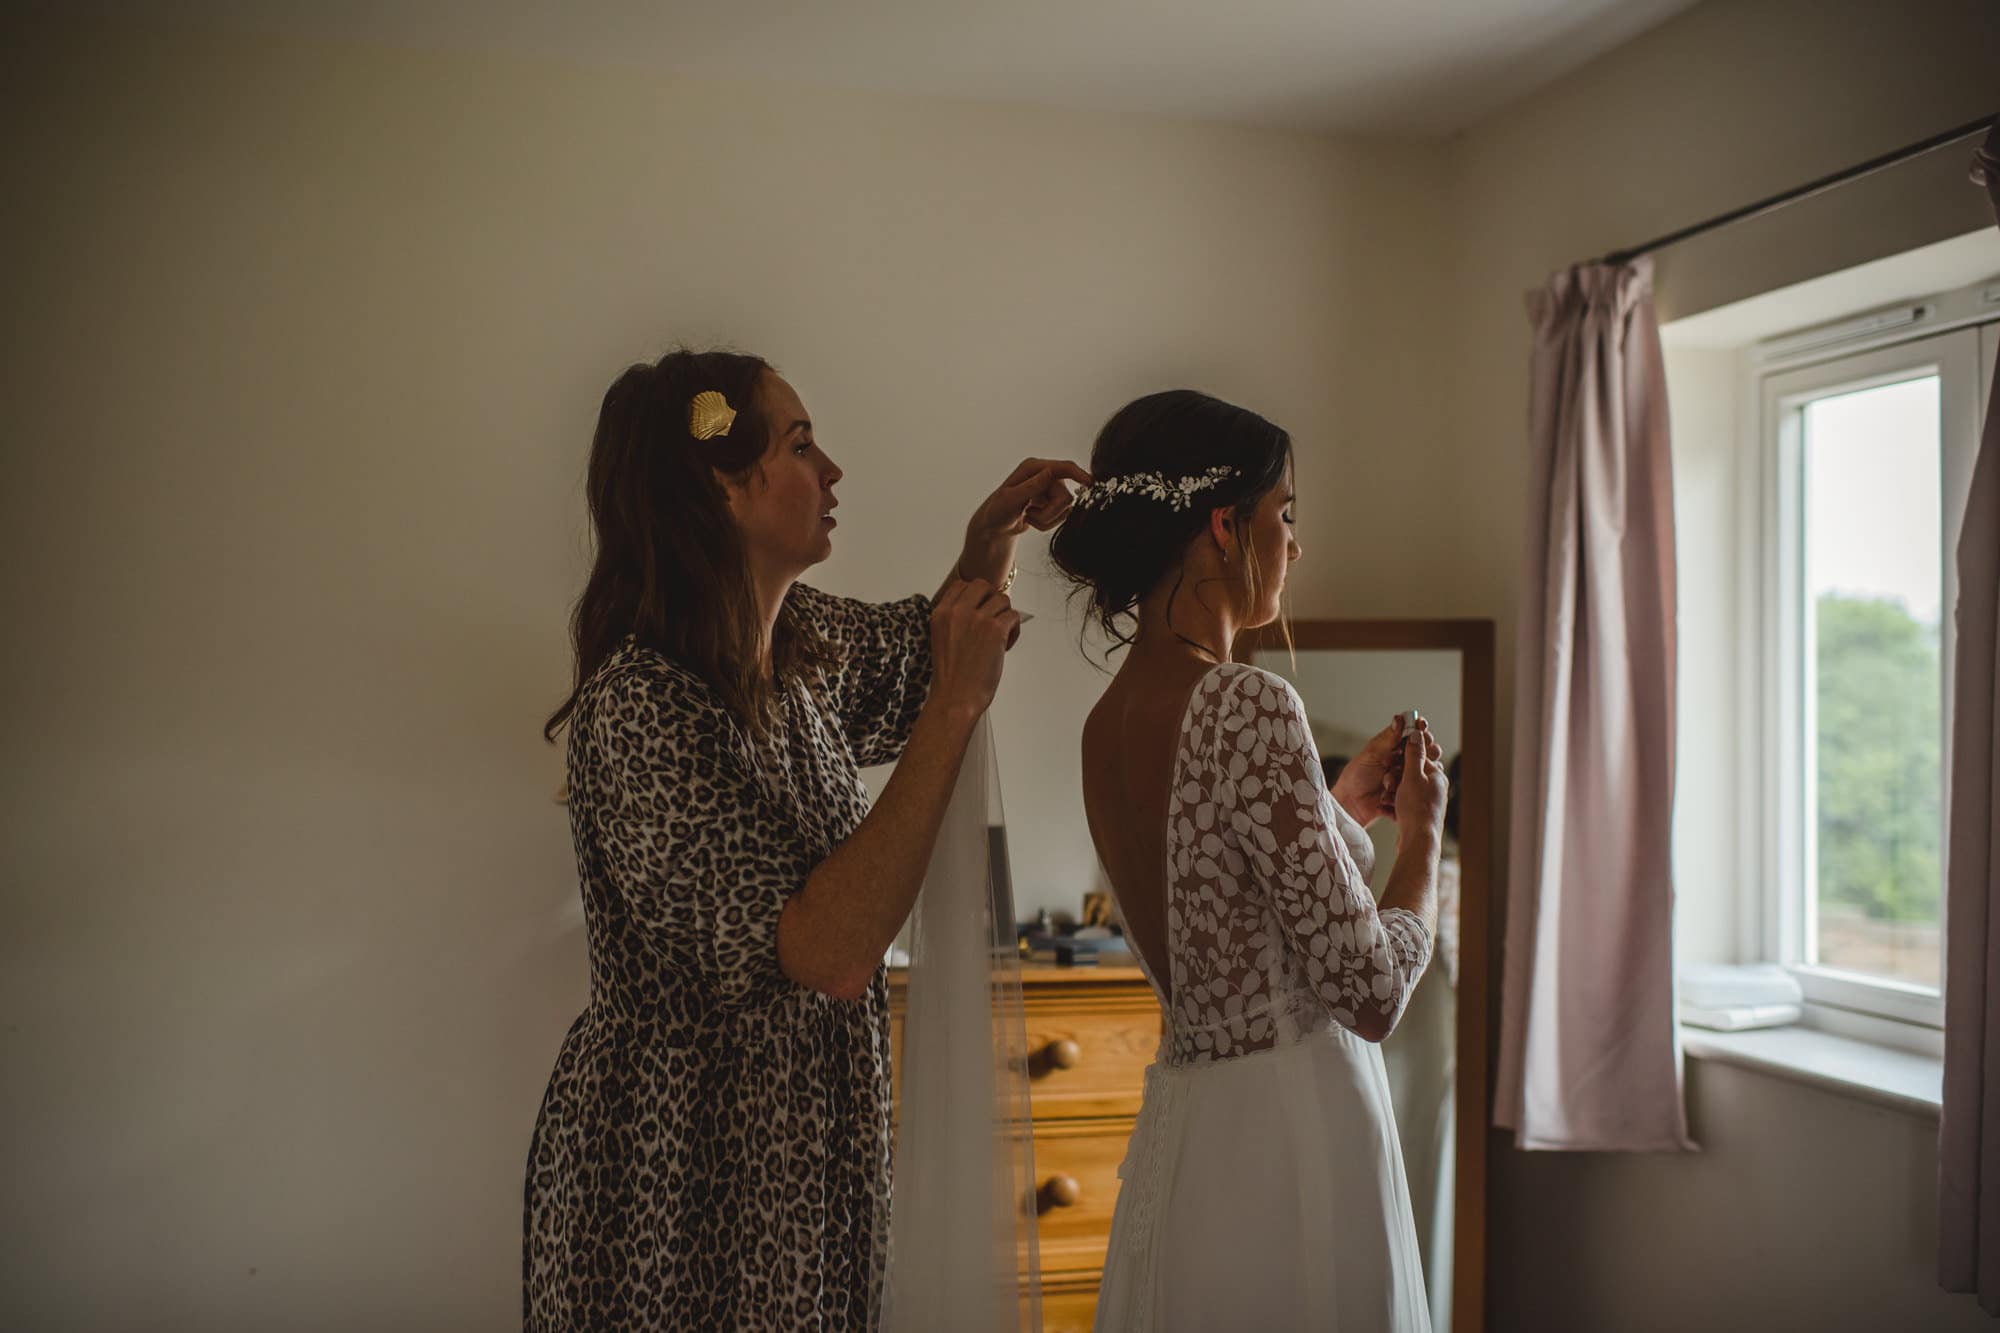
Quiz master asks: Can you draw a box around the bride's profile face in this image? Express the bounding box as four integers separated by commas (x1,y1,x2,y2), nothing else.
1242,458,1299,628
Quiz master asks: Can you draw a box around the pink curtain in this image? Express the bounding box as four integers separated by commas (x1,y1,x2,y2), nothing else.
1494,258,1694,1152
1940,121,2000,1313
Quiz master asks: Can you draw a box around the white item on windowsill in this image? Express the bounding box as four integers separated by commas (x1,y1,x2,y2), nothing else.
1680,1001,1805,1032
1677,963,1804,1031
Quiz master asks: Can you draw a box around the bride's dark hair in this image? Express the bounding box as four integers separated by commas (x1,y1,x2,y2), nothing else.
1049,389,1293,656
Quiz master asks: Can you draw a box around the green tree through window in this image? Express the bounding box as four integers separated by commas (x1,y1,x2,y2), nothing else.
1814,592,1940,927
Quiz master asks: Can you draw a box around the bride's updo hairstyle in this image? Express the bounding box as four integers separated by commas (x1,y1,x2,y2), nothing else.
1049,389,1293,652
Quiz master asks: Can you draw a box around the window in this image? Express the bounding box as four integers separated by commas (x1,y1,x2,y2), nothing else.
1756,316,1988,1029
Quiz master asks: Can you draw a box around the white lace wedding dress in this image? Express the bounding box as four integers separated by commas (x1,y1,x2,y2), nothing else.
1094,664,1435,1332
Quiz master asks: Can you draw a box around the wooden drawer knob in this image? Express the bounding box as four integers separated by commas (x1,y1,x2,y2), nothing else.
1047,1038,1082,1070
1039,1173,1082,1213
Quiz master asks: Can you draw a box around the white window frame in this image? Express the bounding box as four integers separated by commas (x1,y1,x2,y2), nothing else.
1744,299,1991,1035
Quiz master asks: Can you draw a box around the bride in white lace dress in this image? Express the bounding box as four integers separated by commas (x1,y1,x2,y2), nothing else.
1049,391,1448,1332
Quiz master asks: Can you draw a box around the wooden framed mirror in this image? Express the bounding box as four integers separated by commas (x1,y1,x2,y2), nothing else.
1238,618,1496,1333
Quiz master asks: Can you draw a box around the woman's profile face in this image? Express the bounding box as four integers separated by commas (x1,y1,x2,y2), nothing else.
724,373,843,581
1242,457,1300,628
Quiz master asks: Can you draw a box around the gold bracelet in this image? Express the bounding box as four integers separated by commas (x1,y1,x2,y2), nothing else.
957,559,1016,594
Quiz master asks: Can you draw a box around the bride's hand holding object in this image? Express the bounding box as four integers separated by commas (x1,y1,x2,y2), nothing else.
1332,716,1409,826
1392,718,1449,849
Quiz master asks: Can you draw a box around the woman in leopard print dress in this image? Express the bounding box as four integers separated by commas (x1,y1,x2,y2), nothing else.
526,349,1086,1330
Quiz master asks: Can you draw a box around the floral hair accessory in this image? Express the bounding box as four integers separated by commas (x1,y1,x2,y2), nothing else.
1069,465,1237,513
688,390,737,441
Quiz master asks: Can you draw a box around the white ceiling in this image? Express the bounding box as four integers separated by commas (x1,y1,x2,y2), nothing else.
137,0,1703,136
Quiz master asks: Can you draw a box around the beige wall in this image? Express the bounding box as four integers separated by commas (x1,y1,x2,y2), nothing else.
1438,1,1998,1329
0,16,1449,1329
5,0,1998,1328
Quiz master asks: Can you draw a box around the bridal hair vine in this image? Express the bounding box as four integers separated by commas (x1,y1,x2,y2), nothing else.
688,390,737,441
1070,465,1238,513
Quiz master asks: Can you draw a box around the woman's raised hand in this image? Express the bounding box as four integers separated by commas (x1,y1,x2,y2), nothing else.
954,458,1092,589
928,578,1022,721
972,458,1092,539
1392,719,1449,847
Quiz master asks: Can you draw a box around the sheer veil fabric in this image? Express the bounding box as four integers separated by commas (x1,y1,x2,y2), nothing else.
881,718,1042,1331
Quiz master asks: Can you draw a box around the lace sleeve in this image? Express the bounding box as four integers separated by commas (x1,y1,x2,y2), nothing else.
1328,798,1376,884
1215,668,1432,1042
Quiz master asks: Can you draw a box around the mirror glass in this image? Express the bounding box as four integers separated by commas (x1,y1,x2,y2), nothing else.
1253,647,1464,1332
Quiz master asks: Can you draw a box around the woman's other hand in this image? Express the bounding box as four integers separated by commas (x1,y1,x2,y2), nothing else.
928,578,1021,722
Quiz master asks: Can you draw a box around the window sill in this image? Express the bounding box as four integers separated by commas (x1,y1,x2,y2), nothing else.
1679,1023,1942,1117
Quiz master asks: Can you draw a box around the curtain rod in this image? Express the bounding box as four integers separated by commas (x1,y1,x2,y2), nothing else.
1600,113,1996,268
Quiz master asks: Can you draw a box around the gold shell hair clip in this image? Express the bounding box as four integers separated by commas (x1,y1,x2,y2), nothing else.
689,390,737,441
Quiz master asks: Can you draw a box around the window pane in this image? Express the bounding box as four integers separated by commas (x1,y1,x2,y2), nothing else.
1802,375,1942,990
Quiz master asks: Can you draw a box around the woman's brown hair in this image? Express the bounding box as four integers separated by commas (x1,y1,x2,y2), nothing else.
544,348,832,741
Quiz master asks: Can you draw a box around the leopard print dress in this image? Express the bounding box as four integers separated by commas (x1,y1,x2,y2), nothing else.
524,584,933,1331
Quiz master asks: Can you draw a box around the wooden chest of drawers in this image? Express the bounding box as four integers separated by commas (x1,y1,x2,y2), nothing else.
889,962,1160,1331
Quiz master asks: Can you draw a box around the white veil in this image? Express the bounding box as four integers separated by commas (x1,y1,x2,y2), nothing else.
881,717,1042,1331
